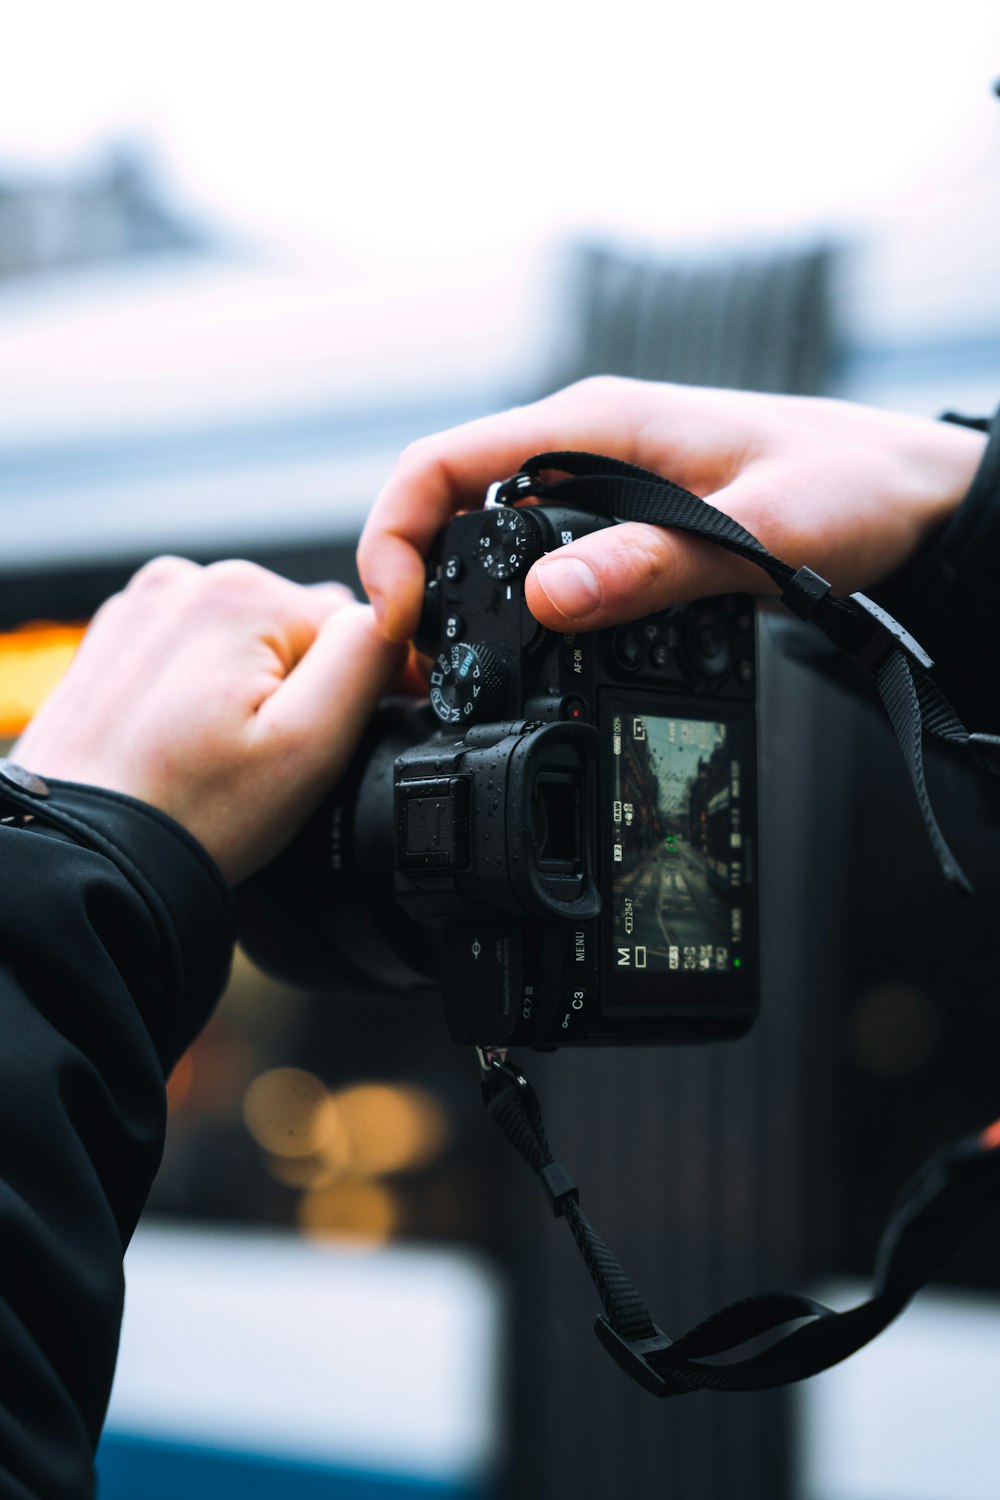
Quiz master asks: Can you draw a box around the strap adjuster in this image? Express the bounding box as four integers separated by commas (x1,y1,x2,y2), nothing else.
967,733,1000,777
780,565,832,620
848,592,934,674
779,576,934,675
539,1161,579,1217
594,1316,693,1399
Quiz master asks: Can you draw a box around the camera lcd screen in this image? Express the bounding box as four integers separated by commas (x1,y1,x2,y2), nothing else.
602,702,755,1008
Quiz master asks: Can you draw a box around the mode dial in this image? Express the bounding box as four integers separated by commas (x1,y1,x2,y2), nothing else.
476,508,544,581
429,642,506,725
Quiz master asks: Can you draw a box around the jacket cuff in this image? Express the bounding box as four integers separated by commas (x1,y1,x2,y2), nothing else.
871,404,1000,731
0,763,235,1069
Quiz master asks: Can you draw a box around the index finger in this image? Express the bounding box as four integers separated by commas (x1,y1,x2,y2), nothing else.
357,378,658,643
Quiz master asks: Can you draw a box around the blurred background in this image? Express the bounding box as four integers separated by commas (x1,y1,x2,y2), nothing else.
3,3,1000,1496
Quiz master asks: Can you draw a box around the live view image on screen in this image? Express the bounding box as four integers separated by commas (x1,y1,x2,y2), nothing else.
608,712,745,977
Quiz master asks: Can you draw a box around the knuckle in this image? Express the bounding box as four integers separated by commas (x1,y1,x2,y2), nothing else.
393,435,463,507
566,373,633,404
314,580,355,604
610,526,670,592
252,712,306,768
202,558,271,595
90,588,126,622
395,434,440,477
128,555,196,591
595,523,711,611
727,483,790,556
724,481,771,532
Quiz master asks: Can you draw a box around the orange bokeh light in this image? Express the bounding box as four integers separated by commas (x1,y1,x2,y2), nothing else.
166,1051,195,1114
331,1083,449,1177
243,1067,346,1159
298,1179,398,1245
0,622,86,739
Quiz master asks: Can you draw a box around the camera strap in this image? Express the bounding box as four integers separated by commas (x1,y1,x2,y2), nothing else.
493,450,1000,893
480,1053,1000,1396
478,452,1000,1395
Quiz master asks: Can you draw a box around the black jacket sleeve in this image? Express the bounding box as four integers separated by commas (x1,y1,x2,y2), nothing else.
0,767,235,1499
872,406,1000,733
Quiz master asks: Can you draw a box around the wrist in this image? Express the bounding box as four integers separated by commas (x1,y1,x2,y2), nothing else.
904,412,988,538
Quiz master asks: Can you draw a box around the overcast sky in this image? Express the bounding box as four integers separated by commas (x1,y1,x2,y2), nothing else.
4,1,999,261
3,1,1000,454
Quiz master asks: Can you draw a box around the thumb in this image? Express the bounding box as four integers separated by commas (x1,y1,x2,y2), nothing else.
523,499,778,632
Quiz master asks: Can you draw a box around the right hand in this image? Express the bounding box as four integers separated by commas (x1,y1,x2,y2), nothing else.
357,377,986,642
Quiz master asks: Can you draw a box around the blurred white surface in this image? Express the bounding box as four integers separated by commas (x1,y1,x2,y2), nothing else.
0,253,539,447
106,1221,502,1483
0,450,394,570
798,1283,1000,1500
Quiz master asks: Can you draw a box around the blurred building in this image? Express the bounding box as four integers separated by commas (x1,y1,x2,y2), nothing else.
0,145,204,280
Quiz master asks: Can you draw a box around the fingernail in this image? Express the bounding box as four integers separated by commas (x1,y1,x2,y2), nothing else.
534,557,601,620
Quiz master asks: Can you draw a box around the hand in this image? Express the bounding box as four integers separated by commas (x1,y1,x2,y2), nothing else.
357,378,986,642
11,558,406,884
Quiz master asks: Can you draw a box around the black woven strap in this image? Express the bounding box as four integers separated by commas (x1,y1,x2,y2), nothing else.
496,451,996,892
483,1057,1000,1397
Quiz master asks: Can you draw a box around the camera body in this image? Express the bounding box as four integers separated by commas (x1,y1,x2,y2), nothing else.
392,497,758,1047
239,497,760,1049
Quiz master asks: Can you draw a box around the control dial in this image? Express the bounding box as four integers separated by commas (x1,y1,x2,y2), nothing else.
476,508,544,581
681,606,732,682
429,642,506,725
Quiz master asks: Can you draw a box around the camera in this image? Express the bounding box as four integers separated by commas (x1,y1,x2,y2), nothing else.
238,494,760,1049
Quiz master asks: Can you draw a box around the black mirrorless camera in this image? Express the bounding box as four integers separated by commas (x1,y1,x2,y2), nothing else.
239,493,760,1049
